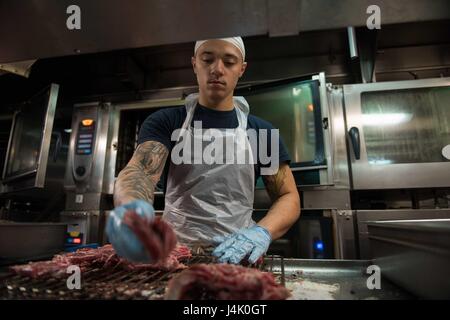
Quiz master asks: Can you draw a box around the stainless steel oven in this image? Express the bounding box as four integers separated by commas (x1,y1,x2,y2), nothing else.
343,77,450,190
1,84,64,195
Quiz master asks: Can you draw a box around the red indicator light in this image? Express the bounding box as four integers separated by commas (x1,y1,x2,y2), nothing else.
73,238,81,244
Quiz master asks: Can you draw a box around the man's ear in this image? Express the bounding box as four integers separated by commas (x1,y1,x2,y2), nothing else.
239,62,247,78
191,56,197,74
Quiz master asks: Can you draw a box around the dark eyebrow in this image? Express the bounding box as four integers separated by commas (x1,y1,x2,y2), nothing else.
200,51,239,61
224,54,239,60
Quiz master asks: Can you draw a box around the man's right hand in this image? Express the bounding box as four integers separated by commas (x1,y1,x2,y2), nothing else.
106,199,156,263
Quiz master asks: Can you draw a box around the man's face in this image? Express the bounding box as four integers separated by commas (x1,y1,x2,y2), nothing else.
192,40,247,103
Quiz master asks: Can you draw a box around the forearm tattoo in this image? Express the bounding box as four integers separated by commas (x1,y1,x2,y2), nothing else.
114,141,169,206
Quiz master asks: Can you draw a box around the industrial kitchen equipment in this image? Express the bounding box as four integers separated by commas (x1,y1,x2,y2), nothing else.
1,84,65,196
343,77,450,190
62,102,114,245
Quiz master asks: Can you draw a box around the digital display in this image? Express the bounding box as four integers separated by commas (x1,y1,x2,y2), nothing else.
76,120,95,155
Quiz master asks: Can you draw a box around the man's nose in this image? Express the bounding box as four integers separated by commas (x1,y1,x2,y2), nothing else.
211,59,225,76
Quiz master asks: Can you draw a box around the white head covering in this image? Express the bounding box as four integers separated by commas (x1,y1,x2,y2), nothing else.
194,37,246,61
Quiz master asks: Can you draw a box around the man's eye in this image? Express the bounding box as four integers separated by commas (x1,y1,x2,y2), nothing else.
202,59,213,64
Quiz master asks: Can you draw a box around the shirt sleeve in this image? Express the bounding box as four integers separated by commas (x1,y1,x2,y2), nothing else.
278,135,291,165
137,107,182,150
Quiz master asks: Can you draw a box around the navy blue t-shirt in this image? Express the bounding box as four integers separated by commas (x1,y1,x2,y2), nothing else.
137,103,291,191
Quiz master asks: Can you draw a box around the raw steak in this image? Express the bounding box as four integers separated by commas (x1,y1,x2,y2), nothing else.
165,263,290,300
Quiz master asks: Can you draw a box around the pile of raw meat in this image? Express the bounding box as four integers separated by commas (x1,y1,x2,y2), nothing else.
11,212,190,279
165,263,291,300
10,244,192,279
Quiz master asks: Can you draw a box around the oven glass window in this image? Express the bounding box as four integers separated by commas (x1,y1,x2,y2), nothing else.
243,80,323,165
4,92,48,179
361,86,450,164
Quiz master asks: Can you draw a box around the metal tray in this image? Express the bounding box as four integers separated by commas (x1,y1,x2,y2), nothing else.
264,257,411,299
367,219,450,299
0,222,67,262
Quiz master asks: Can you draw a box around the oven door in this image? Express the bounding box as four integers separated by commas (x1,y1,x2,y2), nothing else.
343,77,450,190
235,73,332,188
1,83,60,193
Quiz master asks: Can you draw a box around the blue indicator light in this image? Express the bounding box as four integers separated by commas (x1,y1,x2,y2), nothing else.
315,241,324,251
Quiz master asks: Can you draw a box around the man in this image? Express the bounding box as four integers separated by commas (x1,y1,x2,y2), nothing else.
107,37,300,265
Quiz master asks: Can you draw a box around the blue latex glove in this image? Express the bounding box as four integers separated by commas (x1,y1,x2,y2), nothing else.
212,225,272,264
106,200,155,263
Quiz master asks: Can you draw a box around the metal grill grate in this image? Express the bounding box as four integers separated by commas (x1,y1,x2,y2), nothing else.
0,255,285,300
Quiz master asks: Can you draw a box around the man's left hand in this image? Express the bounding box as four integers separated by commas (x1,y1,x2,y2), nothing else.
212,225,272,264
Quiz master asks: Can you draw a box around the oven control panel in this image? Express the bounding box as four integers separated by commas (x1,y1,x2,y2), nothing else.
72,107,98,182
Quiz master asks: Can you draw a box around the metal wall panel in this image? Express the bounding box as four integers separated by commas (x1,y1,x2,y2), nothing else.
1,0,449,63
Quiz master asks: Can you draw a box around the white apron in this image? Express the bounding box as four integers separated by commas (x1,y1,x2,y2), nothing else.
162,93,255,247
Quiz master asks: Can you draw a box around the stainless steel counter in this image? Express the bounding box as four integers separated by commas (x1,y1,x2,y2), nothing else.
265,257,412,299
367,219,450,299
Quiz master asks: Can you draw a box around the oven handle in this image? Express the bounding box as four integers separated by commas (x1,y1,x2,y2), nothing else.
348,127,360,160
